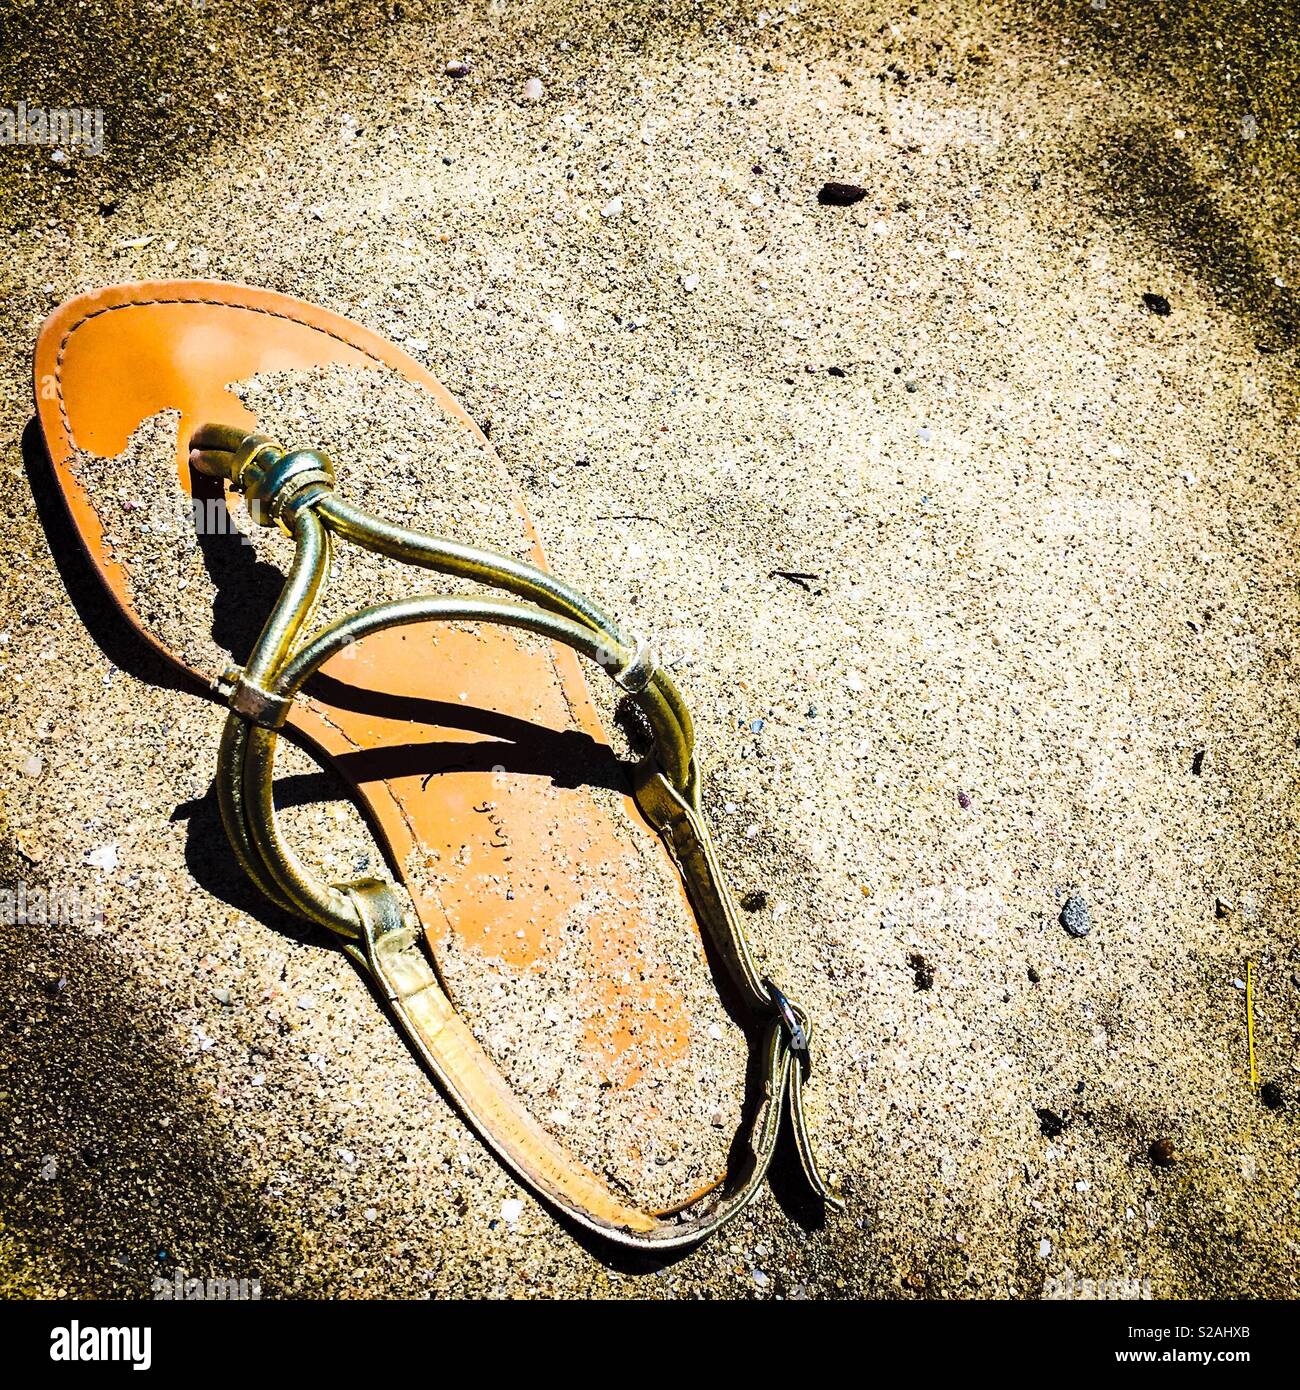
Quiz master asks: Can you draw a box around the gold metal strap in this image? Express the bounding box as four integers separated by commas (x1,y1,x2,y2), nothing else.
189,422,841,1246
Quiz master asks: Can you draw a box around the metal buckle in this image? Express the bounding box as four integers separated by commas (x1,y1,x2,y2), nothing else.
765,979,808,1055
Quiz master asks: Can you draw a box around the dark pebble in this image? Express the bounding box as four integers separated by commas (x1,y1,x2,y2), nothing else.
1027,965,1040,983
1260,1081,1284,1111
907,951,934,991
740,889,768,912
817,181,868,207
1214,898,1231,919
1149,1137,1178,1167
1036,1107,1067,1138
827,366,846,377
1191,748,1205,775
1142,292,1172,316
957,790,971,809
1060,894,1091,938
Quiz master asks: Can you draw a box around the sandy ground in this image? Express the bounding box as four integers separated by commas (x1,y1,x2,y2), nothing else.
2,0,1299,1298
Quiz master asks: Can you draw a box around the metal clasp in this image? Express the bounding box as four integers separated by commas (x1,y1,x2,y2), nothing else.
765,979,808,1055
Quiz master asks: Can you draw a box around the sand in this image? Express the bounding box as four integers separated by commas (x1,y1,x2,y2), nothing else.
1,0,1298,1298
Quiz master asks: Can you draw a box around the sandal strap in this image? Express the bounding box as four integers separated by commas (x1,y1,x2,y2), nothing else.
195,428,841,1246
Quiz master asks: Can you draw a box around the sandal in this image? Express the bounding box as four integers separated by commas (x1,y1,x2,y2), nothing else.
33,280,840,1247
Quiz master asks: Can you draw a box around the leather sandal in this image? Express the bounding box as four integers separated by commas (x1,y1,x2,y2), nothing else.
33,280,841,1248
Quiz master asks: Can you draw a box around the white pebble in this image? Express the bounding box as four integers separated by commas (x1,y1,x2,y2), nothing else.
600,195,624,219
86,843,118,871
522,77,544,102
39,1156,58,1180
500,1197,524,1224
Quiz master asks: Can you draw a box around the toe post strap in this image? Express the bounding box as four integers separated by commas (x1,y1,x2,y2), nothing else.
198,424,842,1245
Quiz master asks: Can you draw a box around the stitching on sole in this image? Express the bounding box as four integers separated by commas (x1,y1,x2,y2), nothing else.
53,293,389,447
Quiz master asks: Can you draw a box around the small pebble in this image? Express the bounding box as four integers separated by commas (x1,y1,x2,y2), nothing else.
1142,292,1171,316
39,1156,58,1181
445,59,471,79
739,889,768,912
296,993,316,1011
1259,1081,1284,1111
957,789,971,809
817,181,867,206
600,195,624,219
22,754,44,777
522,76,545,102
1059,895,1090,938
1149,1137,1178,1167
1036,1108,1067,1138
500,1197,524,1223
85,843,118,871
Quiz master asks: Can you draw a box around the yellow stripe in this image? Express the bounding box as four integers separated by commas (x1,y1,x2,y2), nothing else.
1245,961,1259,1090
